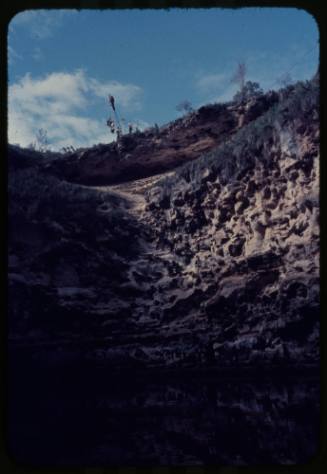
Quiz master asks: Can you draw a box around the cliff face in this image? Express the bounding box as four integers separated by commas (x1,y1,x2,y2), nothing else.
8,78,319,371
143,79,319,368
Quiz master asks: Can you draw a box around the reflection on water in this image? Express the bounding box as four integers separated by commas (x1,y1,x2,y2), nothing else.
8,363,319,466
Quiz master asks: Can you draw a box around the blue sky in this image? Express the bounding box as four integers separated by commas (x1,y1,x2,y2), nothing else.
8,8,319,150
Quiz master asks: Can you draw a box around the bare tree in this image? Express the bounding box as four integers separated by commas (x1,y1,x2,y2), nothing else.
231,62,247,102
29,128,49,152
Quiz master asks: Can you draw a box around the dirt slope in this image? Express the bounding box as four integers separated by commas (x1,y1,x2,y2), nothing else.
45,92,280,185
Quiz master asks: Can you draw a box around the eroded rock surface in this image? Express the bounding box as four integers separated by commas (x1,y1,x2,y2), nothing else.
8,78,319,371
143,79,319,369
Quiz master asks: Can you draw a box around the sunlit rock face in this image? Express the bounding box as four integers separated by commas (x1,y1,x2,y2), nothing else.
8,78,319,370
143,79,319,369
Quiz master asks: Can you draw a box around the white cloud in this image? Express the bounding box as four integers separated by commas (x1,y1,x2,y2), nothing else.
89,79,143,111
10,70,89,111
194,70,237,105
10,10,74,39
195,72,229,93
8,70,144,150
211,85,239,103
127,119,151,132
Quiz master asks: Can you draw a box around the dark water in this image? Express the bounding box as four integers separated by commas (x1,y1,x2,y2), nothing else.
7,361,320,467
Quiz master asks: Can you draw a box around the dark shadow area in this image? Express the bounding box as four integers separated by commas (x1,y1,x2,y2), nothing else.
7,358,320,467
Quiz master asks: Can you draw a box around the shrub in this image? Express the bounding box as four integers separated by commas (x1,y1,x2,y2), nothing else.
233,81,264,104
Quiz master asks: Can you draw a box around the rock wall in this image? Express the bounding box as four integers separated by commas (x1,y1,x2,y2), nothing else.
143,79,319,368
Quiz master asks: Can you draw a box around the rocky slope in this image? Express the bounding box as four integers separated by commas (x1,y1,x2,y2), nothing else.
8,77,319,371
43,90,279,185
